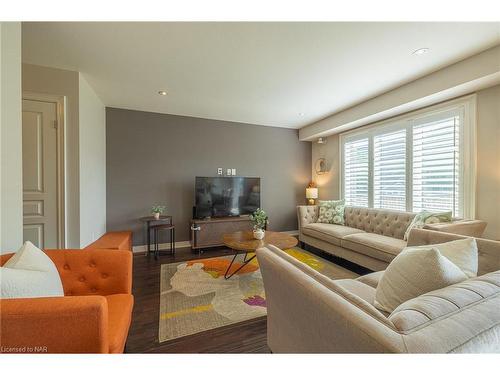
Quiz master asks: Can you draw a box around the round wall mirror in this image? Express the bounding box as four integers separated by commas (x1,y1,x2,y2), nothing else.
315,158,328,175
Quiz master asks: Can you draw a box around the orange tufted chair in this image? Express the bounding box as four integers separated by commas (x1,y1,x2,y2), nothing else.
0,249,133,353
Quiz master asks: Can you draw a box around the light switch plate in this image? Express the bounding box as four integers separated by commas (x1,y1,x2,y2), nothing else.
217,168,223,175
232,168,236,175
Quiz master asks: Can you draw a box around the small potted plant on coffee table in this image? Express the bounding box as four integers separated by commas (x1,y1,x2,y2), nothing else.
151,205,166,220
251,208,268,240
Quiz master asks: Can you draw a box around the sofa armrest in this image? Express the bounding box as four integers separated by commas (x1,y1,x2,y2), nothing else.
44,249,133,296
424,219,487,237
257,245,405,353
297,205,318,230
0,296,109,353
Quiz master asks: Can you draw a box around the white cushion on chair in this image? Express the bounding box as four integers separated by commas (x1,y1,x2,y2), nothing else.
0,241,64,299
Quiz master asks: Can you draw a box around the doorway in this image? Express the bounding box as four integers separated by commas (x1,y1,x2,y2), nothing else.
22,94,65,248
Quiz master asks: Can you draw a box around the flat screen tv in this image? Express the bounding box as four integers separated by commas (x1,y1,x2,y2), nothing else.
194,176,260,219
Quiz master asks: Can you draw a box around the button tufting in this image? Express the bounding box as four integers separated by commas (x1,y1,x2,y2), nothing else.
79,276,86,282
89,262,96,267
63,264,70,270
91,287,97,292
101,273,108,279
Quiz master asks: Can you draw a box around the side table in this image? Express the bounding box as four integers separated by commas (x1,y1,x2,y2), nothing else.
139,215,173,256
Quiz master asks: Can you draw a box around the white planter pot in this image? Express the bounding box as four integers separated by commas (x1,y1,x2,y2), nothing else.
253,229,265,240
153,212,160,220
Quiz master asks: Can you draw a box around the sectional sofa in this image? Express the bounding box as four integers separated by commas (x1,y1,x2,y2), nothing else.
257,229,500,353
297,205,487,271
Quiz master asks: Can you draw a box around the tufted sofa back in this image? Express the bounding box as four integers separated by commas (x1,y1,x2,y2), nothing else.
344,206,415,240
297,205,416,240
1,249,132,296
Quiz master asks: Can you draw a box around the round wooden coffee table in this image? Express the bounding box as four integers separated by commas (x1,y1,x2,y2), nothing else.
222,230,298,279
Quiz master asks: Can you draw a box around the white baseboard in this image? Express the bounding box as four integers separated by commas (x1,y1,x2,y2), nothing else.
132,230,299,253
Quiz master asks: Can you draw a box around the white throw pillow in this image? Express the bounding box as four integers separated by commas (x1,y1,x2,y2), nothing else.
0,241,64,299
407,238,478,278
374,247,468,313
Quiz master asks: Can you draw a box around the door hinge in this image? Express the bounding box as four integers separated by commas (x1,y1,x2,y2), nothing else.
53,120,58,129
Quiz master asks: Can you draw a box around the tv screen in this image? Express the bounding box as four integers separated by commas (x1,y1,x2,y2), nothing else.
195,176,260,218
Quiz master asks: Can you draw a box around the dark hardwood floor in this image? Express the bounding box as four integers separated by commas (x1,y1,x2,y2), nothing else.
125,243,370,353
125,246,270,353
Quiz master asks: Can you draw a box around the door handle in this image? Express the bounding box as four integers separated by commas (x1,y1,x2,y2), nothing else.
191,225,201,231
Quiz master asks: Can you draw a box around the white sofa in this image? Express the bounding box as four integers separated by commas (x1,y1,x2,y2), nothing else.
257,229,500,353
298,205,487,271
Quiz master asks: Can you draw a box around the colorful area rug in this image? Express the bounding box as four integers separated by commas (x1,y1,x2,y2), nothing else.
159,247,358,343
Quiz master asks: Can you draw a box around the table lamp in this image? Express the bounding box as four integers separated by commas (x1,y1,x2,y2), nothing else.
306,186,318,205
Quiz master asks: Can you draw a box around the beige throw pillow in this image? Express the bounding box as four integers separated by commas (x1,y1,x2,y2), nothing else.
408,238,478,278
374,247,468,313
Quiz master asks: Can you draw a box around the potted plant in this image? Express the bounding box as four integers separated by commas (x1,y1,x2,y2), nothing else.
250,208,268,240
151,205,166,220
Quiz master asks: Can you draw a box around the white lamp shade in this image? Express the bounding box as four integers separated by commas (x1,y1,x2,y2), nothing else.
306,187,318,199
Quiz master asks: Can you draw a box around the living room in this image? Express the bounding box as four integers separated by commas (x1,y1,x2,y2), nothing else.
1,1,500,372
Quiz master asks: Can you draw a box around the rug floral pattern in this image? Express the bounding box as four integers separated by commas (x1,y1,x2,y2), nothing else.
159,247,357,342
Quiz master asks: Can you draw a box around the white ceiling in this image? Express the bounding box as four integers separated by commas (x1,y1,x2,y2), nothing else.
22,22,500,129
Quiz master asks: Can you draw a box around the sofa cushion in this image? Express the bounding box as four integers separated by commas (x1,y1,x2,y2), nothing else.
334,279,377,305
341,233,407,263
374,247,468,313
357,271,385,289
389,270,500,332
106,294,134,353
302,223,365,246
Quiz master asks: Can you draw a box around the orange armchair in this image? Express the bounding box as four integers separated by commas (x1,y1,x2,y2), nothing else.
0,249,133,353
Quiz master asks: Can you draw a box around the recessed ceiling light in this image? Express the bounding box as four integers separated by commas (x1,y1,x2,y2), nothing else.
158,90,167,96
412,48,430,56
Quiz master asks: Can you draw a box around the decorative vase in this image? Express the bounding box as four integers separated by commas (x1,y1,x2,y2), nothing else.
253,228,265,240
153,212,160,220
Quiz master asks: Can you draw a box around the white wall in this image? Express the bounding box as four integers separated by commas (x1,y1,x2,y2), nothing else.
22,64,107,248
476,85,500,240
312,85,500,240
301,45,500,141
1,22,23,253
79,74,106,247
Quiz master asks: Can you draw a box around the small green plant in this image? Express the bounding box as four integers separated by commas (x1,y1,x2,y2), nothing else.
250,208,268,230
151,205,166,214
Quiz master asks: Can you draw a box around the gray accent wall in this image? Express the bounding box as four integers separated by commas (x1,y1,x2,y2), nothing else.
106,108,311,246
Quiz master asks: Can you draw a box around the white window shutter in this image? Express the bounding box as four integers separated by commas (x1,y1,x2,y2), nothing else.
343,138,369,207
412,111,461,216
373,129,406,211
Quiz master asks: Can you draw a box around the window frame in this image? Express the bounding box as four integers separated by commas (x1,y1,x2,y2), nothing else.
339,95,476,218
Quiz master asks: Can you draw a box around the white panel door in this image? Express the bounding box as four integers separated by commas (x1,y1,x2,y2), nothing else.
22,99,59,249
